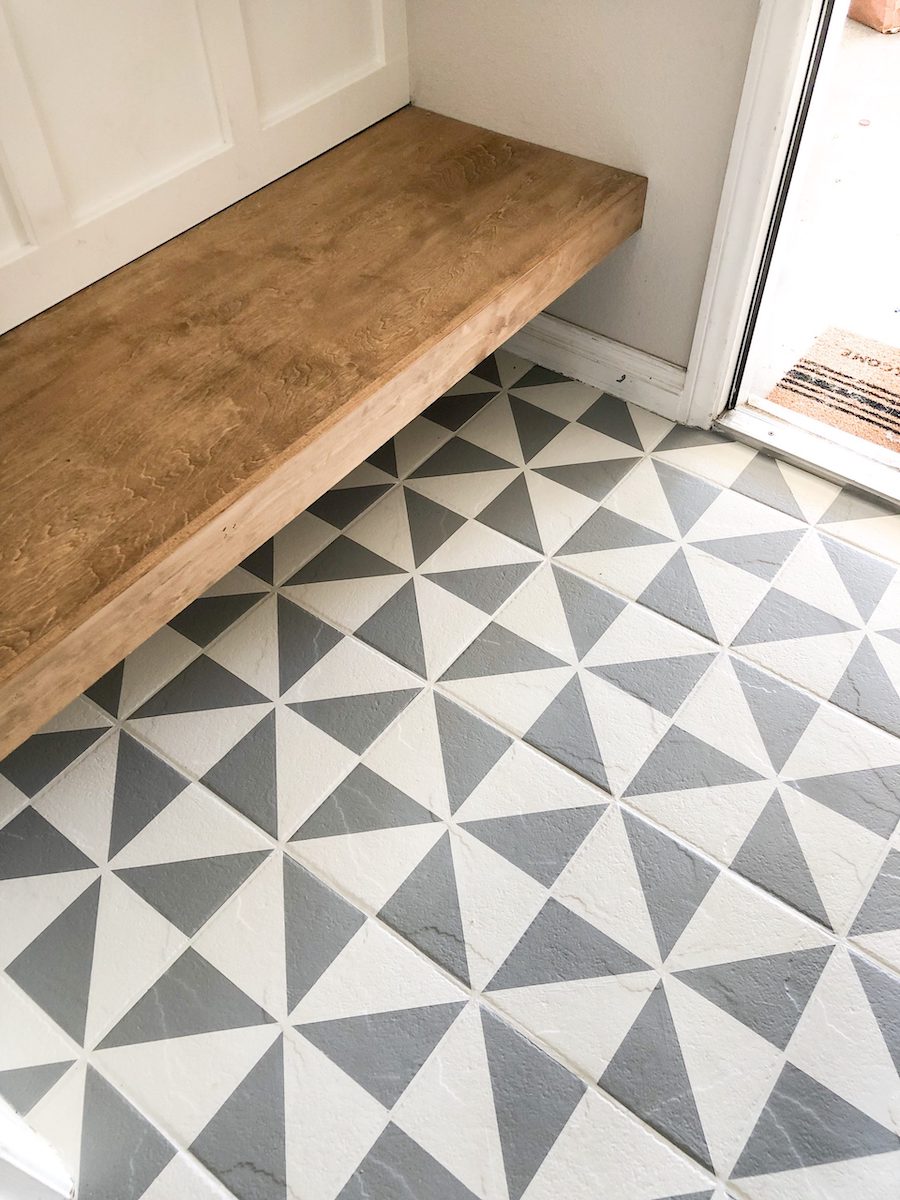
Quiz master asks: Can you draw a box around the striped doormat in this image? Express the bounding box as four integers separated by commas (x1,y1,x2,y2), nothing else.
768,327,900,451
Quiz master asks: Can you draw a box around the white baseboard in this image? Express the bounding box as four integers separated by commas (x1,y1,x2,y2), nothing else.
504,313,687,422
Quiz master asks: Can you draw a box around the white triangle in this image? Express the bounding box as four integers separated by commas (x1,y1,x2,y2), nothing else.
85,874,188,1048
282,573,406,633
0,870,98,969
740,631,862,702
393,1003,509,1200
525,1087,712,1200
140,1151,237,1200
394,415,452,479
346,488,414,571
276,706,357,840
203,565,268,599
451,828,547,991
683,543,772,646
363,691,449,818
629,780,773,866
422,519,540,573
782,700,900,778
496,562,577,663
33,733,117,864
0,974,74,1070
416,576,488,680
581,598,712,668
788,947,900,1133
288,823,444,915
528,421,635,469
490,972,657,1081
335,459,394,488
775,530,861,623
283,636,420,703
118,626,199,718
97,1025,278,1147
272,510,336,586
38,695,109,735
495,348,532,388
688,487,804,542
405,468,519,519
526,471,599,556
579,671,670,799
556,543,677,601
129,704,270,779
603,458,681,538
454,739,599,822
871,629,900,696
508,378,598,421
777,460,840,523
823,515,900,564
206,595,279,699
741,1152,900,1200
291,920,463,1023
27,1059,85,1185
666,975,782,1177
852,929,900,974
653,439,755,487
440,667,575,739
193,854,287,1020
780,785,885,933
462,395,525,465
554,805,661,968
283,1029,387,1200
676,656,771,776
667,872,830,973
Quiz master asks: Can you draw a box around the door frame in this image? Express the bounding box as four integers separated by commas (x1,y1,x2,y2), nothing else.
679,0,850,427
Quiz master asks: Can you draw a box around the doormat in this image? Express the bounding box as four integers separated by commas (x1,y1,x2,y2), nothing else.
767,327,900,452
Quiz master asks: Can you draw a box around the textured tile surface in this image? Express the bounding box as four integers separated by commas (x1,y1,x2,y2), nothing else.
2,349,899,1198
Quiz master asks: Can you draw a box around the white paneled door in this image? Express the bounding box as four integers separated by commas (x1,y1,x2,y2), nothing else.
0,0,409,333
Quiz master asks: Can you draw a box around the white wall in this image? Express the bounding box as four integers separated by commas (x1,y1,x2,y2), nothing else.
407,0,758,368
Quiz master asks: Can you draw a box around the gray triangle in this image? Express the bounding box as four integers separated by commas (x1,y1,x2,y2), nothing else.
588,653,715,717
191,1038,286,1200
488,897,649,990
114,851,269,936
0,727,105,798
623,812,718,959
202,711,278,836
508,394,567,460
601,983,712,1169
692,530,803,582
880,627,900,646
133,656,268,717
441,622,566,681
283,857,366,1011
462,805,605,886
624,726,763,797
277,595,343,694
659,1193,715,1200
732,453,805,520
425,389,497,431
0,808,94,879
99,947,272,1048
471,353,503,386
525,676,608,790
732,658,818,771
169,592,263,647
338,1123,479,1200
404,488,466,567
653,462,719,536
831,637,900,737
852,954,900,1074
655,425,729,451
79,1066,176,1200
578,394,644,450
424,561,538,614
480,1007,585,1200
560,506,672,555
7,879,100,1044
0,1061,72,1115
733,589,856,646
297,1001,464,1107
478,474,543,553
535,456,639,502
676,946,832,1050
732,1062,900,1177
290,689,419,754
639,549,717,642
788,766,900,839
512,364,569,389
368,438,398,477
552,565,626,659
820,486,893,524
732,791,831,926
850,849,900,935
292,764,437,841
286,536,404,584
109,732,188,857
411,438,515,478
241,539,274,584
841,522,894,618
85,660,125,718
357,580,426,677
433,693,512,814
308,484,391,528
379,833,470,985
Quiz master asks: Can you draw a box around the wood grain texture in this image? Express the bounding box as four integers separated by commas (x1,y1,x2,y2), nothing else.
0,106,646,757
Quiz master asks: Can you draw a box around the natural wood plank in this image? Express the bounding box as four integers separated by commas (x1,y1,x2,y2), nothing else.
0,106,646,758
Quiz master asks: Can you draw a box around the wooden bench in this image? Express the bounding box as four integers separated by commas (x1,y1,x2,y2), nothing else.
0,106,646,758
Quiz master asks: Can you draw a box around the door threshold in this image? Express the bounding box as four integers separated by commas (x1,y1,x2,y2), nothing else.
716,397,900,507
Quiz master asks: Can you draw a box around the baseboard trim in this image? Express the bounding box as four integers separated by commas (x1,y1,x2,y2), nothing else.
505,313,687,421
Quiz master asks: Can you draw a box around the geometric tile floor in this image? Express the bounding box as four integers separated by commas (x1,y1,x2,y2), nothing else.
2,350,900,1199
